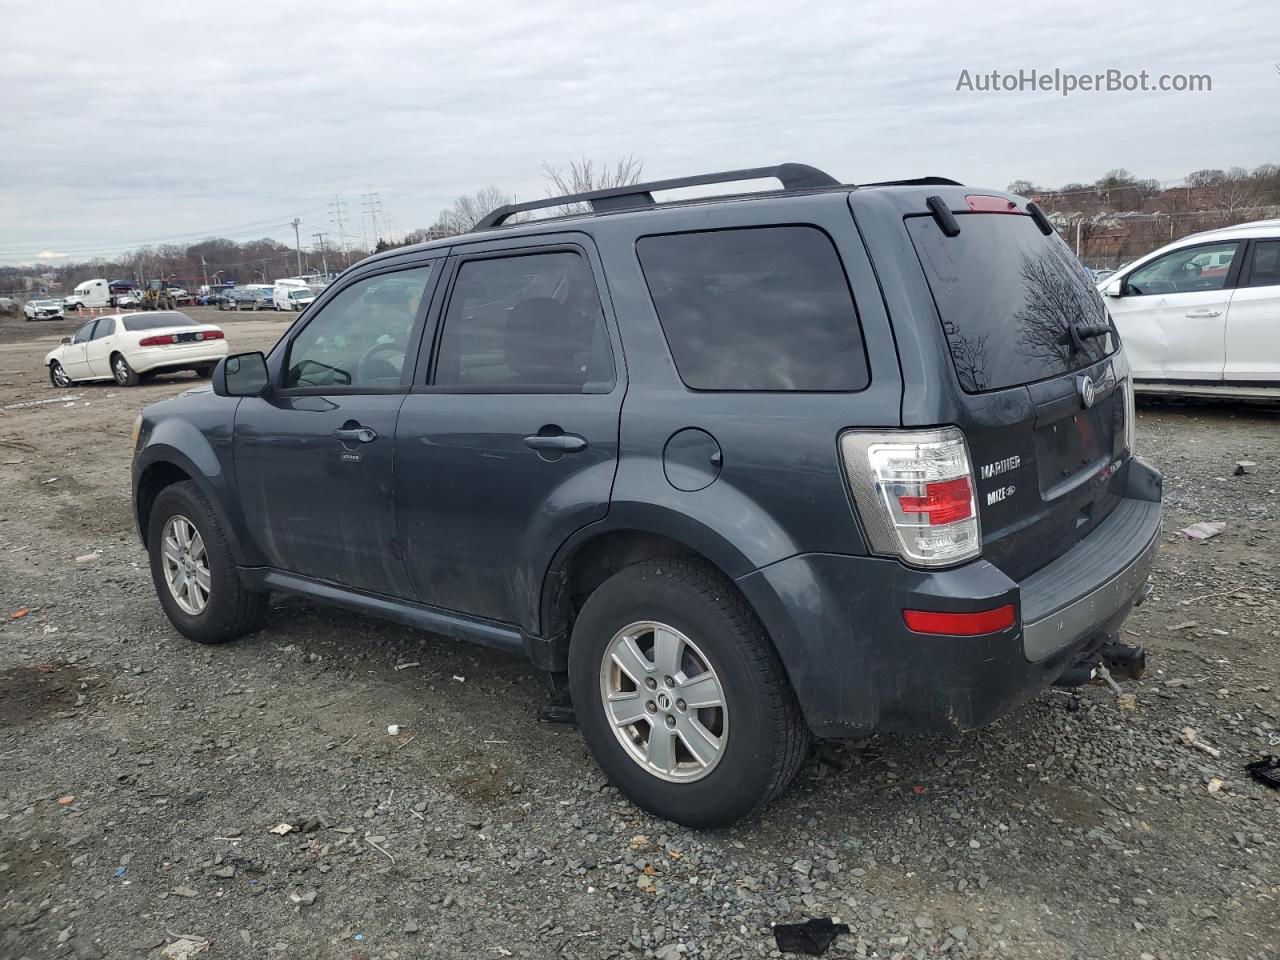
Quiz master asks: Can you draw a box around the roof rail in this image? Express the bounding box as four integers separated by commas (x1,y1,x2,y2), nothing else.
472,163,843,231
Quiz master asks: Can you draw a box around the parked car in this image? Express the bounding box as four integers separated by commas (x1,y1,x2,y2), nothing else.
1097,218,1280,397
132,164,1160,827
114,291,143,309
25,299,64,321
217,290,250,311
1089,268,1115,284
0,297,18,315
45,311,227,387
166,287,194,306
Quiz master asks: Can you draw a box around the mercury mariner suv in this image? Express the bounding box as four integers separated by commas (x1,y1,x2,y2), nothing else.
131,164,1161,827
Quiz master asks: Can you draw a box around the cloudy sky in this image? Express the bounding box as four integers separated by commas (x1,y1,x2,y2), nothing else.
2,0,1277,266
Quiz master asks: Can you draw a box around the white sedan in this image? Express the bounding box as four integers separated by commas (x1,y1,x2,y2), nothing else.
44,311,229,388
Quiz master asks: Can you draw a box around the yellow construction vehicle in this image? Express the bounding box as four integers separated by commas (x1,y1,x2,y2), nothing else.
140,280,176,311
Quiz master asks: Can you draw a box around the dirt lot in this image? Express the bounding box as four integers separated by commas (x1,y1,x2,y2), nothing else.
0,308,1277,960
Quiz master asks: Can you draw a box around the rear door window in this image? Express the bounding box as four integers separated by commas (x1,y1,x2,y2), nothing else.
1245,240,1280,287
637,226,869,391
433,251,615,392
906,213,1113,393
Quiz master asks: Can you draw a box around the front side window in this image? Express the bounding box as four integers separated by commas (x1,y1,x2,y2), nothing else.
637,226,869,391
1246,240,1280,288
1125,242,1239,296
92,319,114,339
433,251,614,392
72,321,96,344
284,266,432,389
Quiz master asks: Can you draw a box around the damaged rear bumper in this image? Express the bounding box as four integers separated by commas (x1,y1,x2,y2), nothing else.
736,461,1162,739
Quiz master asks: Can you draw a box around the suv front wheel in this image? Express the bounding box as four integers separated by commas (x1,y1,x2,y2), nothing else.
147,481,268,644
568,559,810,827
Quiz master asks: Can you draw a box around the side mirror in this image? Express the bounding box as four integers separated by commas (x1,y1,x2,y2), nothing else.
1102,279,1122,298
212,352,269,397
60,336,72,345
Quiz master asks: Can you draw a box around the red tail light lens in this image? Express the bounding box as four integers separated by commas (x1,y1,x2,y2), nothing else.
139,334,175,346
897,476,975,526
200,330,225,340
903,605,1016,636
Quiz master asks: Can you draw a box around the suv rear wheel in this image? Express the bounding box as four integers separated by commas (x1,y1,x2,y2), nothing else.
568,559,809,827
147,481,268,644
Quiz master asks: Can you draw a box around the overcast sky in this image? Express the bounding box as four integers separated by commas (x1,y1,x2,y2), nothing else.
3,0,1277,266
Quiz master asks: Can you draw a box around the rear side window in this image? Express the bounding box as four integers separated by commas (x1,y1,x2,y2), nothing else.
637,227,869,391
433,251,615,393
906,213,1113,393
1246,239,1280,287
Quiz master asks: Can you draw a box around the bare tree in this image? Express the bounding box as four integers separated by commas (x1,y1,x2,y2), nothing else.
431,185,520,236
542,156,644,214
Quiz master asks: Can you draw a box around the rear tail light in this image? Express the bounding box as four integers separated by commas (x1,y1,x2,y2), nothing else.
1120,377,1135,454
840,427,981,567
139,335,173,346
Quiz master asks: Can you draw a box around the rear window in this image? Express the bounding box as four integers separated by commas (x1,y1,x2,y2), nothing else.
637,226,869,391
123,312,195,332
906,213,1113,392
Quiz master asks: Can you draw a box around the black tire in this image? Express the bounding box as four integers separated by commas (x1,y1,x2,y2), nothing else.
48,361,74,388
111,353,140,386
194,364,215,379
147,480,268,644
568,559,810,828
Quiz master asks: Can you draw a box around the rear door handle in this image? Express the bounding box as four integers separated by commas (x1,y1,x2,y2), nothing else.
1184,309,1222,318
524,433,587,453
334,425,378,443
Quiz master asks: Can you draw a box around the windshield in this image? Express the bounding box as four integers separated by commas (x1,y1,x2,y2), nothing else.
906,213,1114,392
290,289,314,299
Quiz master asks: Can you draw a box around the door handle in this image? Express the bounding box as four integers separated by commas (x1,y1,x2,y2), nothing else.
524,433,587,453
1184,310,1222,318
334,425,378,443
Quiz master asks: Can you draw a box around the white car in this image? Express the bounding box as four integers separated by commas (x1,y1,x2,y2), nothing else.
44,311,229,388
24,299,64,321
1099,219,1280,398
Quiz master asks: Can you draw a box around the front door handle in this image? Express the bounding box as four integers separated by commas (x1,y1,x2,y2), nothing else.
334,425,378,443
524,433,587,453
1184,309,1223,318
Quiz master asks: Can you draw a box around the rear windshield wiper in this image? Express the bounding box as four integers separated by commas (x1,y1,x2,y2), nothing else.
1059,322,1111,353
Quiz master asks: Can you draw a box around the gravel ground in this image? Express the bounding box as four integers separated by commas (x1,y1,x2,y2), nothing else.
0,309,1277,960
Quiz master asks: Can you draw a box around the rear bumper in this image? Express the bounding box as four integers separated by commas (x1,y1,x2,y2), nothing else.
736,459,1162,739
130,342,228,373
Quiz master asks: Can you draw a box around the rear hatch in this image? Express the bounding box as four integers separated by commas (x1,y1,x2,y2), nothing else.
903,198,1130,581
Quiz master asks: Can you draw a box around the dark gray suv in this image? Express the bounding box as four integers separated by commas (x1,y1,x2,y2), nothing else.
131,164,1162,826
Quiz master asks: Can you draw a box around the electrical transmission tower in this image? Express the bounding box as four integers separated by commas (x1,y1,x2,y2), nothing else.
328,197,353,268
312,232,330,277
361,187,384,248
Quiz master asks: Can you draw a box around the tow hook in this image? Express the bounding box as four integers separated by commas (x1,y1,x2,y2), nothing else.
1100,640,1146,681
1053,640,1147,689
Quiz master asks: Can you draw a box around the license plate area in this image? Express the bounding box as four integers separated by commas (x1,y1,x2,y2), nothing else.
174,332,199,343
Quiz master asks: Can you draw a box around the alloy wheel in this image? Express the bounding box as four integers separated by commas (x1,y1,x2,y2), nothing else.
599,620,728,783
161,515,211,616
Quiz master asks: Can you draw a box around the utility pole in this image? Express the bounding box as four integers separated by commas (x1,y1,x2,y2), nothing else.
291,218,303,277
312,232,329,277
200,255,210,292
328,196,353,268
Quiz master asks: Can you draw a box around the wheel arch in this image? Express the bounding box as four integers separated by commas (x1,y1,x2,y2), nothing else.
534,519,762,672
133,439,257,566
